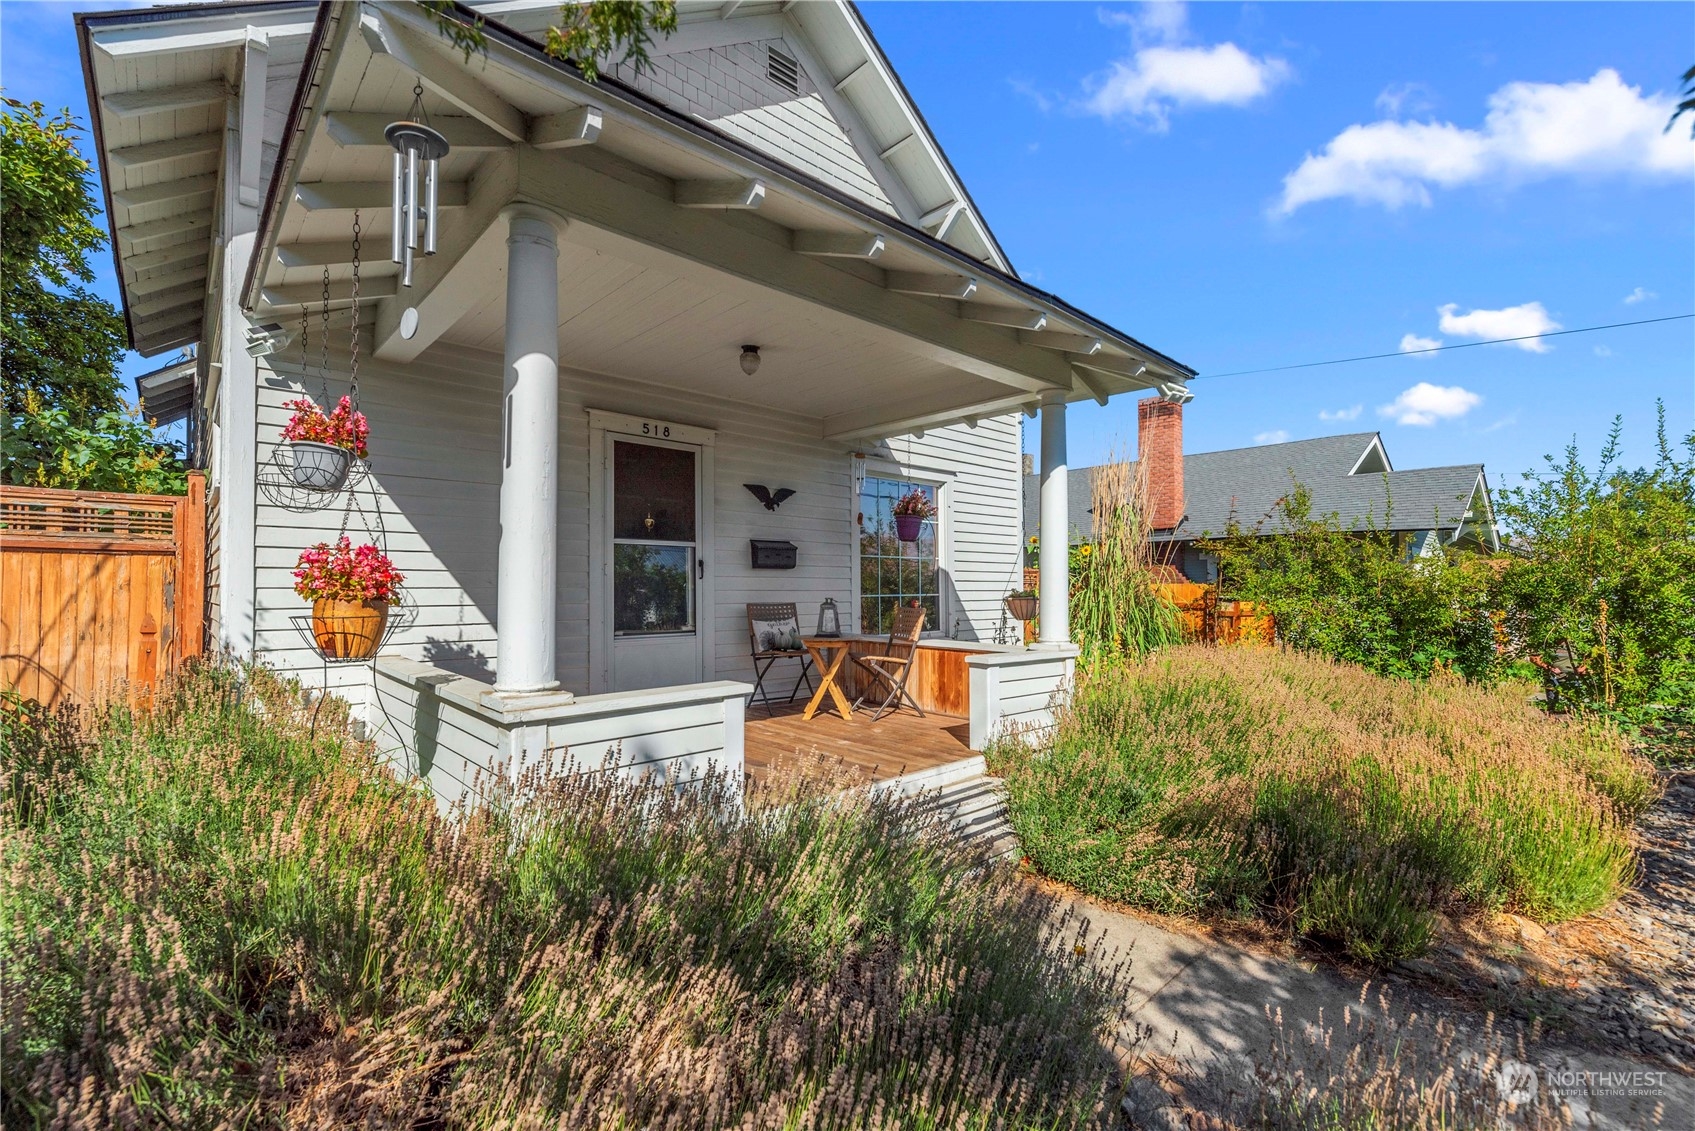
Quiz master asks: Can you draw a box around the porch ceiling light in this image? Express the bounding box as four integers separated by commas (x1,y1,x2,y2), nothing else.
385,82,450,289
739,344,761,377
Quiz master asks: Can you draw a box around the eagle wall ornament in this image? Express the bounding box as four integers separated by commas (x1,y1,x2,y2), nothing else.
744,484,796,511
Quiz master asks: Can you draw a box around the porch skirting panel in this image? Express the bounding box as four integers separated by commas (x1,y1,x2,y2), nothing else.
371,656,752,807
965,646,1078,749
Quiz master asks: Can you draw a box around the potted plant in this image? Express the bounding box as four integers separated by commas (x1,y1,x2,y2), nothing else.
294,535,404,659
281,396,369,490
1004,588,1038,622
891,488,935,542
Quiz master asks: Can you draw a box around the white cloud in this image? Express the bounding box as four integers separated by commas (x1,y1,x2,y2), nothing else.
1378,383,1482,426
1624,286,1657,304
1376,82,1436,118
1437,301,1561,352
1319,405,1363,422
1253,429,1291,445
1594,344,1613,357
1399,333,1443,354
1480,413,1519,434
1082,2,1290,130
1278,69,1694,213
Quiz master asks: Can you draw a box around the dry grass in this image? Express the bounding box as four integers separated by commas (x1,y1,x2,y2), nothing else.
2,664,1130,1129
990,646,1656,964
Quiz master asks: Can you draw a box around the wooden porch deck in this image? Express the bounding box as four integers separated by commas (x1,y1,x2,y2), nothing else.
743,701,975,786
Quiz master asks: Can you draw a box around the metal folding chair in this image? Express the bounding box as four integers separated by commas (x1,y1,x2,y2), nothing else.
746,602,814,715
851,606,926,721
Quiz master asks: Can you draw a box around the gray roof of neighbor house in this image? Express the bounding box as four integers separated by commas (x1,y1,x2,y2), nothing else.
1023,432,1497,547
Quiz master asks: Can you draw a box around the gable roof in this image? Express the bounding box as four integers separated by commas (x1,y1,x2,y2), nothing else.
1023,431,1496,547
466,0,1012,271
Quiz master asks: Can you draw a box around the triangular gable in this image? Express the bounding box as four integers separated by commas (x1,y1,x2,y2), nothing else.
470,0,1011,271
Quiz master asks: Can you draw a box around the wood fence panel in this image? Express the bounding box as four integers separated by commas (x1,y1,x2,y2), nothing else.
1,476,204,707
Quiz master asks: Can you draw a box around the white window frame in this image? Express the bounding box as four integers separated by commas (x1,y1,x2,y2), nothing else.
851,456,953,638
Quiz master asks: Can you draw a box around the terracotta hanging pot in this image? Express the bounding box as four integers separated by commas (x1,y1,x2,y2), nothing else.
1003,594,1038,623
290,440,354,491
311,597,389,659
894,513,924,542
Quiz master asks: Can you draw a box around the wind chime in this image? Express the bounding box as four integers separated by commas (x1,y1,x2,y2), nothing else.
385,82,450,289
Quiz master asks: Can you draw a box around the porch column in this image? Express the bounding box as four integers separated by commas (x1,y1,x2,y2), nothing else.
496,207,563,692
1037,390,1070,646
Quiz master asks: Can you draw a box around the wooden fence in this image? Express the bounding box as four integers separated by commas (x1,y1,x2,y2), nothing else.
1,475,206,707
1154,582,1274,646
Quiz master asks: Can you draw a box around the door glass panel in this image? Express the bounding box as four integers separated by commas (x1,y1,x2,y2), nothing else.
614,441,695,541
613,439,697,636
614,544,694,634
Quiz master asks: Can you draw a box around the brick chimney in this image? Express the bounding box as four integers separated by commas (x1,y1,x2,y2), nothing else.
1138,397,1184,531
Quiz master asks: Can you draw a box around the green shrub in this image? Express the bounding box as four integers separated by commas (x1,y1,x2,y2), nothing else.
989,647,1654,964
1200,486,1502,683
3,664,1125,1128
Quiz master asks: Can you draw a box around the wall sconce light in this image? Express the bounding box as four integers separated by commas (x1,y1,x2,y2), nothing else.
740,344,761,376
385,82,450,288
244,323,294,357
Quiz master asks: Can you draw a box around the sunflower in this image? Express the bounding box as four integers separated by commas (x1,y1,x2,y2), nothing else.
1079,544,1093,557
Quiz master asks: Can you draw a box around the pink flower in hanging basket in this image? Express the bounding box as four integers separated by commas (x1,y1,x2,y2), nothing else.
891,488,936,519
282,396,369,459
293,536,404,603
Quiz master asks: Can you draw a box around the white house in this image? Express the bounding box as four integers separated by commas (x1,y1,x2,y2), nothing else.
78,0,1193,801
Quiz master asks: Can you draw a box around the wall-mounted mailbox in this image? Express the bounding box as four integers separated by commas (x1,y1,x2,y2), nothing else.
750,539,797,569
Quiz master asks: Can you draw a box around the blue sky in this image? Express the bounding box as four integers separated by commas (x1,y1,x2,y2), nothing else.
858,1,1694,482
4,0,1691,486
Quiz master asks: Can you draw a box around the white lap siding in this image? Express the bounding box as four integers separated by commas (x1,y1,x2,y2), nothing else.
248,342,1023,698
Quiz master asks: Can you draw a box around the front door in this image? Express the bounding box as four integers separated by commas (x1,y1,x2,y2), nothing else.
603,434,706,691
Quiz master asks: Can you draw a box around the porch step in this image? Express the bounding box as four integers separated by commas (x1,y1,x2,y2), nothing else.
872,758,1020,863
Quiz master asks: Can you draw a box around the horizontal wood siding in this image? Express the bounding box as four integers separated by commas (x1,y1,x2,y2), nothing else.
250,343,1022,703
898,414,1024,643
251,346,503,705
372,666,506,807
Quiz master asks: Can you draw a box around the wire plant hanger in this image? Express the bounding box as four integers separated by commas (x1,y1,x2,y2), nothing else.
258,212,371,511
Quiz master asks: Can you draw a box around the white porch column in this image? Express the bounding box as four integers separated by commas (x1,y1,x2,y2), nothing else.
1037,390,1070,646
496,207,564,692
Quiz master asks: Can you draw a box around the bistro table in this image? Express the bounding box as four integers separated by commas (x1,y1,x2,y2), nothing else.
800,635,855,721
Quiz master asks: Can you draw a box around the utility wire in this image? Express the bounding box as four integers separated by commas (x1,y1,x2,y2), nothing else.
1195,313,1693,380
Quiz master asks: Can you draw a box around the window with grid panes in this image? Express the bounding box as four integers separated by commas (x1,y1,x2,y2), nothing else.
857,476,939,635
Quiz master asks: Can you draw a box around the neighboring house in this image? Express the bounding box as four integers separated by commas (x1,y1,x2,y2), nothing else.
1022,400,1500,583
78,0,1192,799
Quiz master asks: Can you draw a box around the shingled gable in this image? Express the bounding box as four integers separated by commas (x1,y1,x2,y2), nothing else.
470,0,1012,271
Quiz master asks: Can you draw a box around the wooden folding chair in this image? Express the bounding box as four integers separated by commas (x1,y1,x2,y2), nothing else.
852,606,927,721
746,602,814,715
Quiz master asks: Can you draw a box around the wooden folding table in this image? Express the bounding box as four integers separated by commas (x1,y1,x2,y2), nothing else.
800,635,855,722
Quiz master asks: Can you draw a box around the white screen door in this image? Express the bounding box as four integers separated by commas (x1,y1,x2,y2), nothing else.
605,435,705,691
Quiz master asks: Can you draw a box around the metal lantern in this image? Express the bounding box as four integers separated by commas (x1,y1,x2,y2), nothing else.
816,597,841,638
385,83,449,288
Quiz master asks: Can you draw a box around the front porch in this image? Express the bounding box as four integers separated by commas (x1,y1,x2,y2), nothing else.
744,702,973,787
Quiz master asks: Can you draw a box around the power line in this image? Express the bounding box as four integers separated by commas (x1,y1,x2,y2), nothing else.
1195,313,1694,380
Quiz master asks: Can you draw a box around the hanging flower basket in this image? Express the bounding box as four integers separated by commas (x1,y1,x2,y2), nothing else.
294,536,404,660
282,396,369,492
891,488,936,543
310,597,390,659
1004,591,1038,622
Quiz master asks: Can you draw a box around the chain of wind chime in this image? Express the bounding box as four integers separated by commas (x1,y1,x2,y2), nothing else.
386,82,450,288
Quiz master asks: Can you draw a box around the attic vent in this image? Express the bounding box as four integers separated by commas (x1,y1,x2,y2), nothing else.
766,47,799,93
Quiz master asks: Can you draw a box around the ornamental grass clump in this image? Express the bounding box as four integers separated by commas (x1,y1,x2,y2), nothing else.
989,646,1654,964
2,664,1128,1128
1069,455,1185,661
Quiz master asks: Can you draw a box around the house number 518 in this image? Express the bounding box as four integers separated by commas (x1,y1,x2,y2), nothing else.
640,423,671,438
